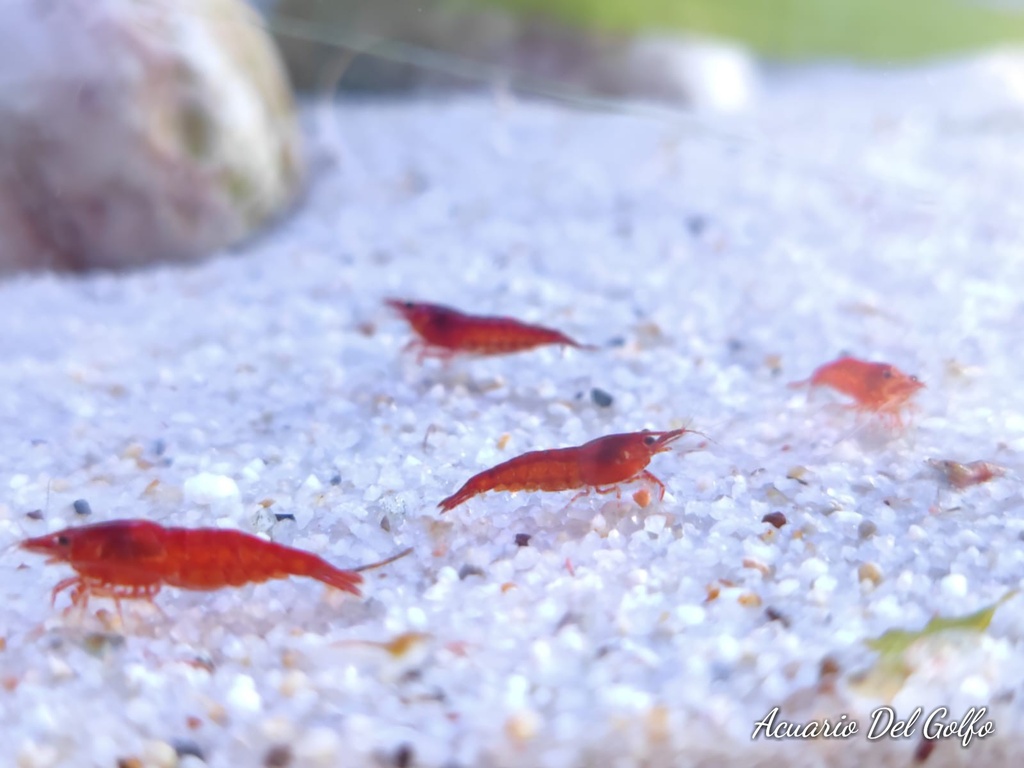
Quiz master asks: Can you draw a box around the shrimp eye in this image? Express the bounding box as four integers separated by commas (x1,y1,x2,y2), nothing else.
56,535,70,546
404,301,415,309
910,375,920,382
882,368,892,378
643,435,657,446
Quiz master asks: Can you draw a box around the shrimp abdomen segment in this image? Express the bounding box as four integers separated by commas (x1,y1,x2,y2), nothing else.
455,318,585,355
438,447,583,511
161,529,363,595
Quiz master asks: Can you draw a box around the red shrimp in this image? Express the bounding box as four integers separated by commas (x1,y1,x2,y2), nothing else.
438,428,698,512
20,519,411,613
789,356,925,427
386,299,596,360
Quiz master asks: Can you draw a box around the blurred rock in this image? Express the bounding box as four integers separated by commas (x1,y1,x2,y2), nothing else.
0,0,304,275
267,0,758,109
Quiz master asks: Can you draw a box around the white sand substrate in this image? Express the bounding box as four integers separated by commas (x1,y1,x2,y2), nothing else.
2,56,1024,767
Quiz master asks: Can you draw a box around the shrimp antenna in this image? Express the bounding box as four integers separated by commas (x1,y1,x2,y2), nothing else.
677,416,718,446
353,547,414,573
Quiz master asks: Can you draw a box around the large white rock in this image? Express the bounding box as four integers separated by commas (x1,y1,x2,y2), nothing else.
0,0,304,274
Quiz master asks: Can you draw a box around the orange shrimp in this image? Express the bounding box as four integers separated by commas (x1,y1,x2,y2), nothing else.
20,519,410,613
789,356,925,426
386,299,596,360
438,428,697,512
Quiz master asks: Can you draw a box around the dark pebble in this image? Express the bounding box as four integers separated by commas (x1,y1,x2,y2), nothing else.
590,388,614,408
394,744,414,768
761,511,787,529
858,520,877,540
380,515,391,532
25,509,44,521
914,737,937,763
263,745,292,768
330,474,342,486
274,512,296,522
765,607,790,627
73,499,92,516
514,533,531,547
173,740,205,761
686,215,708,236
458,565,485,580
819,656,841,677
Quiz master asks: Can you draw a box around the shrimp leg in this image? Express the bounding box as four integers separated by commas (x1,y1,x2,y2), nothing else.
633,470,667,500
51,576,81,607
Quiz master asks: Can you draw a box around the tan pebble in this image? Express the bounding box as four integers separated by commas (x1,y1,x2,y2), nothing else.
759,528,778,544
505,710,540,744
278,670,308,697
121,443,144,459
142,741,177,768
501,582,517,593
207,702,228,726
633,488,652,508
646,705,671,743
858,562,884,586
786,466,809,483
384,631,431,658
742,558,772,577
738,592,762,607
497,433,511,450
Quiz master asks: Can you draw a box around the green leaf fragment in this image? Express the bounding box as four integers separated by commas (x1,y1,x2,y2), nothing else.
851,590,1017,701
866,590,1018,657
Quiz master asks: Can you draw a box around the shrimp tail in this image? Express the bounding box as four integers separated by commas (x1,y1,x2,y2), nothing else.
276,540,363,595
308,564,363,596
438,469,499,511
438,483,477,512
251,540,366,596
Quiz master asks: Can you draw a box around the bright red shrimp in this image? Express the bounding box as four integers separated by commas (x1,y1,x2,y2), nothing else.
789,356,925,427
438,428,698,512
20,519,411,613
386,299,596,360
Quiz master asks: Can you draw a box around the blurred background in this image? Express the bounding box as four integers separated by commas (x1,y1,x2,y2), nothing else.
265,0,1024,84
2,0,1022,276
